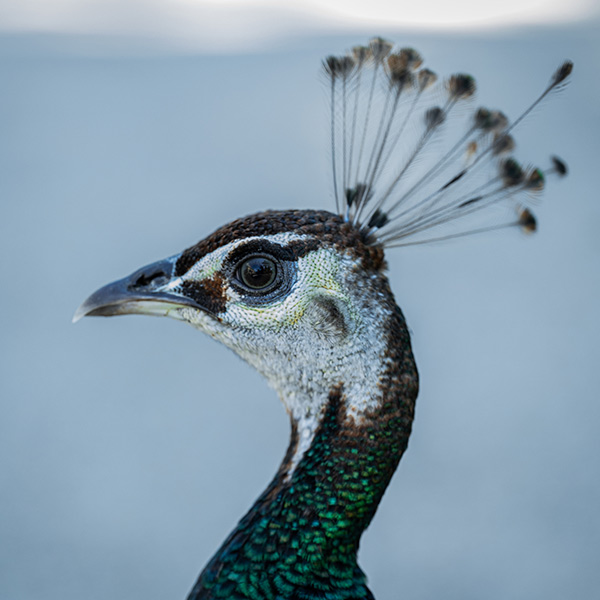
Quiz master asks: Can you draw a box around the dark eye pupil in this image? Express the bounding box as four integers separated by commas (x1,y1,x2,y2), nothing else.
240,257,276,289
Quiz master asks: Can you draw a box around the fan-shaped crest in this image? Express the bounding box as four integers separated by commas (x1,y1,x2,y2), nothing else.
323,37,572,247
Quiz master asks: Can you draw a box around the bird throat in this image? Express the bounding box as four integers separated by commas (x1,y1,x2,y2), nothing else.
187,303,418,600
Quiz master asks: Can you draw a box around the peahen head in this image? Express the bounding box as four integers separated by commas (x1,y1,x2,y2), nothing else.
75,209,415,479
75,38,571,600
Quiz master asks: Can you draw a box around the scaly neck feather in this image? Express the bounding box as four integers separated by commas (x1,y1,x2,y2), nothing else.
187,299,418,600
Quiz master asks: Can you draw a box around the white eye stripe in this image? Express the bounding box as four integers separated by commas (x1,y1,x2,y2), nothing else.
182,233,314,281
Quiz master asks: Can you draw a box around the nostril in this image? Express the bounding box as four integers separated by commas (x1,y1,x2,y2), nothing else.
133,270,168,289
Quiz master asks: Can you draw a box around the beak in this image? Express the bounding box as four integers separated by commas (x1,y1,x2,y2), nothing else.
73,255,205,323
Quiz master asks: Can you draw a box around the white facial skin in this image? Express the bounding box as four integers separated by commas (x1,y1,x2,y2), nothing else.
172,233,394,475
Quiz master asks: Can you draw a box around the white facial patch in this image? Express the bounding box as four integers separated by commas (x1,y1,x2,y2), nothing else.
181,232,308,283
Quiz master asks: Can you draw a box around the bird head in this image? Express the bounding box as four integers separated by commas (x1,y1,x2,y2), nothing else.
75,210,403,450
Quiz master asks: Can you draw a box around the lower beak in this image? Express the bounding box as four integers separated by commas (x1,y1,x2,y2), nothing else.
73,256,206,323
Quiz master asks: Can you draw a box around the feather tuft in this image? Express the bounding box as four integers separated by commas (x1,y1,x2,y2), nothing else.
324,38,572,245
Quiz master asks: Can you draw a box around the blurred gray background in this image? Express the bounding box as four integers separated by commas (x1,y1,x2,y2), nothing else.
1,3,599,599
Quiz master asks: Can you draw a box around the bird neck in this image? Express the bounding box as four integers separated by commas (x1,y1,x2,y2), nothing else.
188,302,418,600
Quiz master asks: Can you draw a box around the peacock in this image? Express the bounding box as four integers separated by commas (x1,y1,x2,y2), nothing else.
74,38,572,600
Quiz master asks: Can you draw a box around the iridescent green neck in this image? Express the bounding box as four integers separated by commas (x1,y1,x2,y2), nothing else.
187,305,418,600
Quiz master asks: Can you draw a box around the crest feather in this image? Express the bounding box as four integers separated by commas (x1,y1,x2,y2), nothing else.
323,38,572,247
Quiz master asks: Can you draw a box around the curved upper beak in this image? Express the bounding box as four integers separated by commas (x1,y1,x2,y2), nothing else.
73,255,205,323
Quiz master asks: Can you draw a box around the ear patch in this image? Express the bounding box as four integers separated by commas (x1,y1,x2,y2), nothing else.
306,295,349,341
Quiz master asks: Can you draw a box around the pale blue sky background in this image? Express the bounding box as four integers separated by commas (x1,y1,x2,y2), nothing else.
1,2,599,599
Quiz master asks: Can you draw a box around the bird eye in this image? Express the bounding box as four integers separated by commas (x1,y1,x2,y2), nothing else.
237,256,278,291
